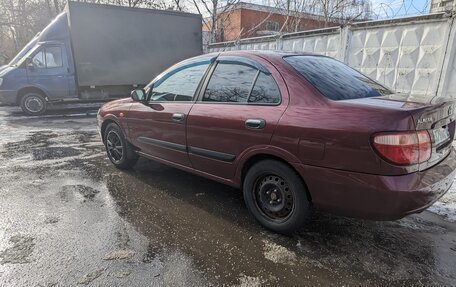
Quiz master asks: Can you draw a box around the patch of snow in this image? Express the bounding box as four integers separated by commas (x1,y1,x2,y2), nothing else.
428,179,456,222
103,249,136,260
262,239,297,265
236,274,263,287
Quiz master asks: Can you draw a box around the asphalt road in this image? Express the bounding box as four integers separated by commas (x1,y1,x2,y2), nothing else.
0,105,456,287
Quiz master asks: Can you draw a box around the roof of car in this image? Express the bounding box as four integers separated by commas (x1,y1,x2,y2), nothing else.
180,51,328,72
206,50,317,57
202,50,321,61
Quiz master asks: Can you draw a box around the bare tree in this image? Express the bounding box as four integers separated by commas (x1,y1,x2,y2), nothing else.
276,0,370,30
311,0,371,24
193,0,370,46
190,0,240,43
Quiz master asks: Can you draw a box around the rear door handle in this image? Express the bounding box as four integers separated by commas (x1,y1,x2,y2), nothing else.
245,119,266,129
172,113,185,122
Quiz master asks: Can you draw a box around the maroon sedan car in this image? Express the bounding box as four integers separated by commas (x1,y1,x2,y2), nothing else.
97,51,456,233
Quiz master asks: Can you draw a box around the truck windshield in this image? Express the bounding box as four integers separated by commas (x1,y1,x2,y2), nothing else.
284,55,393,101
8,36,39,66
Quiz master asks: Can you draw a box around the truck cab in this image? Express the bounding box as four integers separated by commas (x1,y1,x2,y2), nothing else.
0,13,76,115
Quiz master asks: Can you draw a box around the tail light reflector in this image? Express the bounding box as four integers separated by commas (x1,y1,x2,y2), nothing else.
372,131,431,165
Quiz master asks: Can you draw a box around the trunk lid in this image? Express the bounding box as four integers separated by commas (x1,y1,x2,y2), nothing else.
377,94,456,170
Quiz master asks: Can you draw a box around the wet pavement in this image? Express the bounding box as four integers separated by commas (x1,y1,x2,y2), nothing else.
0,105,456,286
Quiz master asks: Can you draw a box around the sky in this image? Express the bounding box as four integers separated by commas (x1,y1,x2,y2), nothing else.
370,0,431,19
240,0,433,20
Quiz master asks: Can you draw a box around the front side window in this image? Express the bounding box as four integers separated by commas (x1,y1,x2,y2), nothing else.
31,46,63,69
31,50,46,68
284,56,393,101
150,62,209,102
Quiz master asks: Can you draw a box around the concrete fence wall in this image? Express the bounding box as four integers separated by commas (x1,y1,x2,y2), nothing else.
208,13,456,99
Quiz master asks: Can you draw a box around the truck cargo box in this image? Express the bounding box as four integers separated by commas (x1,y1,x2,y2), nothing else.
67,2,202,87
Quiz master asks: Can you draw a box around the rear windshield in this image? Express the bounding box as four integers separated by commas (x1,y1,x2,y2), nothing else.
284,56,393,101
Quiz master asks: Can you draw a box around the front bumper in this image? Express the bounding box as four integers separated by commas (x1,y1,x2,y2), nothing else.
0,90,17,105
297,147,456,220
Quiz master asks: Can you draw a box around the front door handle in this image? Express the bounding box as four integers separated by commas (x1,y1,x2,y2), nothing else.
172,113,185,122
245,119,266,129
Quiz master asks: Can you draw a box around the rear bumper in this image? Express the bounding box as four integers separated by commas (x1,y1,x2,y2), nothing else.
0,90,17,105
297,147,456,220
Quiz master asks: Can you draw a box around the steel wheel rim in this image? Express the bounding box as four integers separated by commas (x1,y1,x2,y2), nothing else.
106,130,124,164
25,95,44,113
253,174,295,222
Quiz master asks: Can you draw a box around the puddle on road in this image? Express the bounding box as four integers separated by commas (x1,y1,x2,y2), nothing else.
32,147,81,160
1,131,58,156
0,235,35,264
0,130,98,165
61,184,101,200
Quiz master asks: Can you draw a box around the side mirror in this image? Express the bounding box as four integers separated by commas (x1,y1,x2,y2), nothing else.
131,88,146,102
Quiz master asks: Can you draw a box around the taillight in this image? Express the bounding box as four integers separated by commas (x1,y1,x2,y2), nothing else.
372,131,431,165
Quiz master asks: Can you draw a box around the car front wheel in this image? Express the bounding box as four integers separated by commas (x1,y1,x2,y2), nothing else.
104,123,138,169
243,160,311,234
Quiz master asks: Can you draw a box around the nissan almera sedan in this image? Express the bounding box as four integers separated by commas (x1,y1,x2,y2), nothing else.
97,51,456,233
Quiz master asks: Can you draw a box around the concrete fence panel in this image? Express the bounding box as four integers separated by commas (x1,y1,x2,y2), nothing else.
347,18,451,97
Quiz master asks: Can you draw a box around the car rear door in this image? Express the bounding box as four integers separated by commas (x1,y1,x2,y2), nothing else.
127,58,212,167
186,56,288,180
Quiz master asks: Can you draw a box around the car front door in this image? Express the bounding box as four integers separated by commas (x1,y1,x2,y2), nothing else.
127,58,212,167
186,56,288,180
27,45,70,98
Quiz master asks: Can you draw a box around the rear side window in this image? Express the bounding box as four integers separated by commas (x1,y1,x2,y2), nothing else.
284,56,393,101
249,72,280,104
203,62,281,104
203,63,257,103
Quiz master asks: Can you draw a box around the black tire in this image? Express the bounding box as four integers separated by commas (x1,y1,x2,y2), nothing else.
104,123,139,169
20,92,47,116
243,160,311,234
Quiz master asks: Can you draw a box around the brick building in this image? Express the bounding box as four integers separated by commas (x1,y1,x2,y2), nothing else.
203,2,341,42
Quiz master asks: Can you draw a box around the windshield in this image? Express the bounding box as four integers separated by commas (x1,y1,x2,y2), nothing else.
284,55,393,101
8,36,39,66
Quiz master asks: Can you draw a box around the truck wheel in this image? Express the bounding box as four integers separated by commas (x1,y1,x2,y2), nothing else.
104,123,138,169
243,160,311,234
20,93,47,116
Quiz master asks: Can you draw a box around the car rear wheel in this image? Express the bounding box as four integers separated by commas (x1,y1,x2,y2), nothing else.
104,123,138,169
20,93,47,116
243,160,311,234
